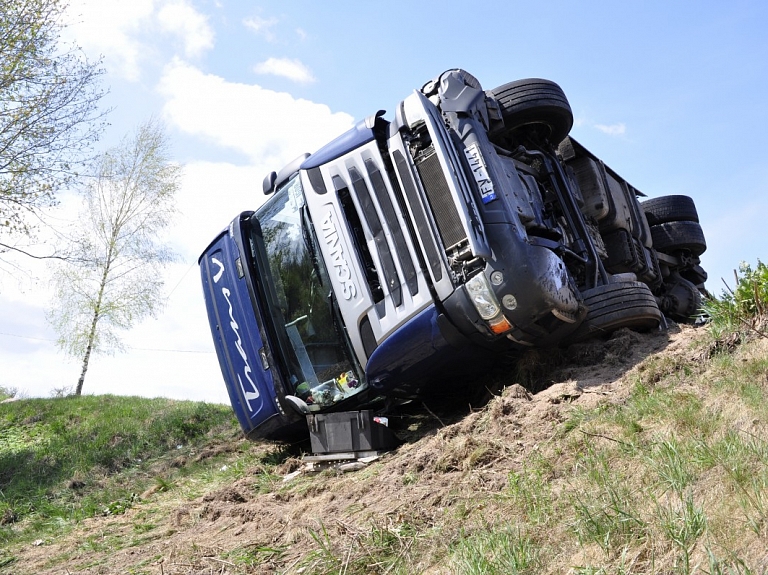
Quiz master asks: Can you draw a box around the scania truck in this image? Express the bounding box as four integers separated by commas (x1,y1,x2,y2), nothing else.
199,69,708,440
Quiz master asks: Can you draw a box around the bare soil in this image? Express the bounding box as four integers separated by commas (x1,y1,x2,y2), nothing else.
9,323,707,574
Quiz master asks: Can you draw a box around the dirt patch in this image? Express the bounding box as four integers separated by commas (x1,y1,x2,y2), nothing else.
6,324,702,574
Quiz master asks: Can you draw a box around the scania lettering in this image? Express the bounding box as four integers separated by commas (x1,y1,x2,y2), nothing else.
322,211,358,300
200,69,709,441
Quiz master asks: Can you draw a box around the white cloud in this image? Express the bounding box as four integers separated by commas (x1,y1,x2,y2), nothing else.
171,161,270,259
157,0,214,58
65,0,213,81
594,122,626,136
253,57,315,84
158,60,353,167
65,0,155,81
243,15,279,41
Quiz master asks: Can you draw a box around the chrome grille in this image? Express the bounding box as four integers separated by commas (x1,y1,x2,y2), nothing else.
416,149,467,249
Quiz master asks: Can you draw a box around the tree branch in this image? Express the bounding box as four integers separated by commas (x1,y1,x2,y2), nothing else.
0,241,72,261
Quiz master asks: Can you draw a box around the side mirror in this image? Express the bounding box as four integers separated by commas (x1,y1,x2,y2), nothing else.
262,171,277,195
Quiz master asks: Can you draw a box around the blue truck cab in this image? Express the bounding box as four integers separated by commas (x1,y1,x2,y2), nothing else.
200,69,708,440
199,192,370,439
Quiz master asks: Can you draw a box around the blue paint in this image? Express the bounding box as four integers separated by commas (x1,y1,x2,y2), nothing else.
199,227,280,435
365,305,487,395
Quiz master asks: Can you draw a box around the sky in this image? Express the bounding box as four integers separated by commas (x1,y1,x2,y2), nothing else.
1,0,766,403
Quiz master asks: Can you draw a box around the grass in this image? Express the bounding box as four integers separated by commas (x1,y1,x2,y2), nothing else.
702,260,768,338
449,526,542,574
0,394,241,547
2,346,767,574
271,327,768,572
443,316,768,574
7,343,768,573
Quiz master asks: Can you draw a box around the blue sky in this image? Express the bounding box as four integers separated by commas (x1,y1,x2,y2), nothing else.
1,0,766,401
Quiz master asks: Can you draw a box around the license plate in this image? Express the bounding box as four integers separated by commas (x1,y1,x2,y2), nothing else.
464,143,496,204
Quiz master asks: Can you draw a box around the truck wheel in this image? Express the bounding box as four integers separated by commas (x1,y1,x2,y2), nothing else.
488,79,573,145
650,221,707,256
641,195,699,226
569,280,661,341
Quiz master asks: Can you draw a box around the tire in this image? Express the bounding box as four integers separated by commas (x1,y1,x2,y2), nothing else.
569,280,661,341
650,221,707,256
641,195,699,226
488,78,573,145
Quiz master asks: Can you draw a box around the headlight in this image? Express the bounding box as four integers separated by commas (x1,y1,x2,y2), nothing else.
466,273,501,320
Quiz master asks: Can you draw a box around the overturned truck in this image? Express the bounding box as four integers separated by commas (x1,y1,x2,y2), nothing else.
199,69,708,442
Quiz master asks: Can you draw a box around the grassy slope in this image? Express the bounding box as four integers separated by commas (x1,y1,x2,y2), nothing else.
0,397,247,545
1,326,768,574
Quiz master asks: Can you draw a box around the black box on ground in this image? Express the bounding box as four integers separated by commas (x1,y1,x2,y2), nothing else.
307,410,399,454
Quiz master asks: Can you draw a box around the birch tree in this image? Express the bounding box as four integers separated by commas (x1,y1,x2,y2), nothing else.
47,119,181,395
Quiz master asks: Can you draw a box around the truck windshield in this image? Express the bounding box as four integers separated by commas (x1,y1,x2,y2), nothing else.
248,174,366,411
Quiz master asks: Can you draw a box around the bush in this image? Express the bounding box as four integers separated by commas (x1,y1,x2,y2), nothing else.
703,260,768,337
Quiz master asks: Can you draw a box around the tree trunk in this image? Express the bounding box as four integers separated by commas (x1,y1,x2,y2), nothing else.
75,247,113,396
74,308,99,396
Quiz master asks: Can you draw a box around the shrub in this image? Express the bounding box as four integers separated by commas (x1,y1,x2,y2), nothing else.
703,260,768,337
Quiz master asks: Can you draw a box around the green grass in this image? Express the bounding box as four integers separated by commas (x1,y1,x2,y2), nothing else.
0,395,238,546
297,519,426,575
702,259,768,338
449,526,542,574
505,460,554,526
